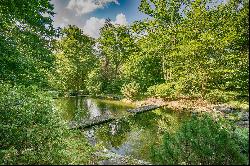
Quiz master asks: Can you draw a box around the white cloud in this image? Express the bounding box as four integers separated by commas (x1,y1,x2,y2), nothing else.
83,13,128,38
62,17,69,23
83,17,106,38
67,0,119,15
112,13,127,26
57,17,70,28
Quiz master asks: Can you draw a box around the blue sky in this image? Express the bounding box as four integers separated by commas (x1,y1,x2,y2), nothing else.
51,0,149,38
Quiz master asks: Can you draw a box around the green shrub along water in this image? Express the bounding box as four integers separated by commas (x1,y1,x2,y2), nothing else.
121,81,141,100
150,114,249,165
0,84,64,164
0,84,94,164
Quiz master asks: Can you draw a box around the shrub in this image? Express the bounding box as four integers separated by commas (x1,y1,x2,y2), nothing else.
0,83,96,164
121,81,140,100
105,79,124,94
146,79,203,99
205,89,238,103
146,83,176,98
62,130,96,165
0,84,66,164
150,114,249,165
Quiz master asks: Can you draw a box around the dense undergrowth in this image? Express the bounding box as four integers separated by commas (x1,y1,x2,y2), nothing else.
0,84,95,164
150,114,249,165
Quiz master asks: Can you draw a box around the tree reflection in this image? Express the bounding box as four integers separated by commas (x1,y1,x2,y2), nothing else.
95,119,131,148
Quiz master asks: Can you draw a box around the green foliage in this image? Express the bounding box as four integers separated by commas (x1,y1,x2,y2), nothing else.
0,0,56,87
86,68,103,95
62,130,96,165
233,127,249,156
205,89,239,103
121,53,164,91
1,0,249,163
0,1,98,165
0,84,95,164
105,79,124,94
135,0,249,101
150,114,249,165
51,25,97,93
98,20,138,93
146,80,198,98
49,0,248,102
121,81,140,100
139,0,183,24
0,84,65,164
146,83,176,98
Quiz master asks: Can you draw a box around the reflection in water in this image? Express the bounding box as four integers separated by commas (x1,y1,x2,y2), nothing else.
54,97,189,163
54,97,133,122
87,109,189,162
85,128,96,145
86,99,101,119
109,121,118,135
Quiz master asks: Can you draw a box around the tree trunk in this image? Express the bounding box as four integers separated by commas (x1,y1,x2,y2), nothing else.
201,71,207,98
76,61,80,96
162,56,168,81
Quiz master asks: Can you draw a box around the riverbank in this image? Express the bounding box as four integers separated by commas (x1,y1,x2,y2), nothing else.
122,97,249,128
57,93,249,128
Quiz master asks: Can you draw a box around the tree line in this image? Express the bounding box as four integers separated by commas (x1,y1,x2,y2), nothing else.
50,0,248,102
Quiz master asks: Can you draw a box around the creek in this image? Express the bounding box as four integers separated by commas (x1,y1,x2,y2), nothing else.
54,97,190,164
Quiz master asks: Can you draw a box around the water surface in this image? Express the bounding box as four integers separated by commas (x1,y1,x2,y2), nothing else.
54,97,189,162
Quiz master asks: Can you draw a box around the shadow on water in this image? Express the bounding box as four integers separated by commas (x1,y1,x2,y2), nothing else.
54,97,189,162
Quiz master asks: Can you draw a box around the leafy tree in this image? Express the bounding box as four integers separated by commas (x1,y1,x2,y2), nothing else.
0,84,96,165
98,20,138,93
0,0,56,87
52,25,97,94
0,1,97,165
121,35,165,91
86,67,103,95
135,0,249,100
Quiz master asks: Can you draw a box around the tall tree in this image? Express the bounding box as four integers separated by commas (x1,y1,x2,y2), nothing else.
0,0,56,87
135,0,249,98
98,21,138,93
52,25,96,94
138,0,186,82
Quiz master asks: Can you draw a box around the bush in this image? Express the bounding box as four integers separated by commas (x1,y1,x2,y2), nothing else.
146,78,204,99
0,84,66,164
121,81,140,100
150,114,249,165
0,83,96,164
103,78,124,94
146,83,176,98
205,89,238,103
62,130,96,165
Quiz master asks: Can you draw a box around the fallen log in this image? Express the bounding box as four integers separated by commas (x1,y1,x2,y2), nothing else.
69,105,164,129
69,116,116,129
127,105,163,113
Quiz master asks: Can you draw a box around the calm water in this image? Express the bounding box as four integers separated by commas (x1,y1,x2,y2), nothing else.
54,97,189,162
